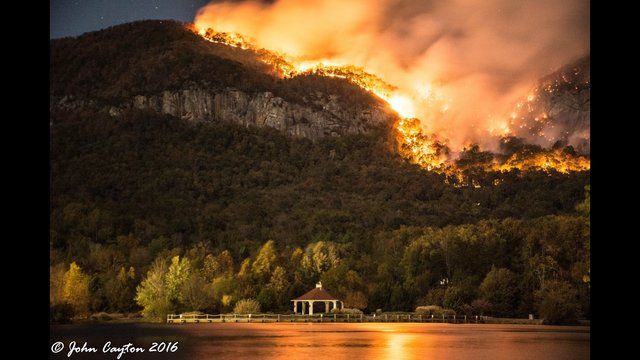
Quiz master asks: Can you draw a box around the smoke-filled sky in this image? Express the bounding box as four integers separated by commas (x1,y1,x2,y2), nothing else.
195,0,590,151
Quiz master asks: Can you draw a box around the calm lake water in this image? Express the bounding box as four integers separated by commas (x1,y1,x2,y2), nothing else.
50,323,589,360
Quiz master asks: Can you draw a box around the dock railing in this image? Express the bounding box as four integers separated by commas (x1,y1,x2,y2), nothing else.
166,313,493,324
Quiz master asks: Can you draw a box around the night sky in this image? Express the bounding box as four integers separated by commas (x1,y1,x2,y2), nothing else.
50,0,212,39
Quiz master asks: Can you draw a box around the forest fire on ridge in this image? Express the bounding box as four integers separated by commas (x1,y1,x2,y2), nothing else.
191,25,589,175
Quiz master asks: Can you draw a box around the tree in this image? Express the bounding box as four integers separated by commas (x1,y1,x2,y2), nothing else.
344,291,368,310
302,241,339,276
267,266,289,308
179,272,214,312
256,287,277,310
165,256,192,304
423,288,445,307
234,298,261,314
443,286,467,311
252,240,277,280
576,185,590,287
211,275,236,312
203,250,235,282
575,185,590,219
63,262,90,318
50,263,66,305
535,280,581,325
105,266,136,312
135,258,171,321
479,267,517,316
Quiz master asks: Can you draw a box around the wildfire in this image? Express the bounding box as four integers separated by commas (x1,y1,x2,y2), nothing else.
191,26,589,176
396,118,448,171
489,150,590,174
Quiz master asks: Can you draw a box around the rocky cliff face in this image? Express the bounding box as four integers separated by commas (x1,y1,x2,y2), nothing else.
52,87,397,141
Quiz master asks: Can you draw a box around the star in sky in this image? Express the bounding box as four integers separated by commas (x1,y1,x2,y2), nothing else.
50,0,212,39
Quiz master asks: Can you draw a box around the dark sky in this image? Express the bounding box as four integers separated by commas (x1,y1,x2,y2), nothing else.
50,0,212,38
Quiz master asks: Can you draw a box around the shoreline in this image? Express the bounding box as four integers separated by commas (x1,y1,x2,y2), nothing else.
55,313,589,327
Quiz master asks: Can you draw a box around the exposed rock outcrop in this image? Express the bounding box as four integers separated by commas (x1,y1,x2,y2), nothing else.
52,88,397,141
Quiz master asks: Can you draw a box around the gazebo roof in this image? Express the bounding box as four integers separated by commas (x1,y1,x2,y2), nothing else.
293,282,339,301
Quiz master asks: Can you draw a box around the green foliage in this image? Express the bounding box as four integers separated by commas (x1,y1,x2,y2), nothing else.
424,288,445,307
443,286,468,311
479,267,518,316
252,240,277,280
166,256,191,303
576,185,590,218
179,272,214,312
234,299,261,314
416,305,444,316
302,241,340,276
135,258,171,321
256,288,277,310
49,21,590,321
535,280,581,325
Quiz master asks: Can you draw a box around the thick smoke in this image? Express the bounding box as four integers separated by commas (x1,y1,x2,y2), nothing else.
195,0,589,152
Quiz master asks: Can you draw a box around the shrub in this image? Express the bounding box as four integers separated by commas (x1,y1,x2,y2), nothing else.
416,305,443,316
442,309,456,317
234,299,261,314
331,307,363,315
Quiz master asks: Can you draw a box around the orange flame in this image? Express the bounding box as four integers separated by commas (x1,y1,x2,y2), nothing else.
191,26,589,176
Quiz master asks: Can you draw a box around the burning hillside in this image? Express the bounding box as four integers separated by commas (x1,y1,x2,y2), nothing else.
191,23,589,174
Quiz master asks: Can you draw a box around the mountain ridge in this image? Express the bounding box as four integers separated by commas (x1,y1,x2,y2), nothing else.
50,20,397,141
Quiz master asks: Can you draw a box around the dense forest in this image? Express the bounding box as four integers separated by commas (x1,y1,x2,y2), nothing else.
50,109,589,324
50,21,589,325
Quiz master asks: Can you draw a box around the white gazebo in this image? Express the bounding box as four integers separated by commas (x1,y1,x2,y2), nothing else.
291,282,342,315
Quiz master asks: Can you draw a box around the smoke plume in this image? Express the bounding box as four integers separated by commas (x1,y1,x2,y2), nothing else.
195,0,590,152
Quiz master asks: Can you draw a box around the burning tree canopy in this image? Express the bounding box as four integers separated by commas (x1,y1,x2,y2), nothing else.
192,24,589,176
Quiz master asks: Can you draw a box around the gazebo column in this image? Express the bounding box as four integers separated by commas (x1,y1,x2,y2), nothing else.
293,300,298,314
302,302,307,314
325,301,330,313
333,300,337,311
309,301,315,315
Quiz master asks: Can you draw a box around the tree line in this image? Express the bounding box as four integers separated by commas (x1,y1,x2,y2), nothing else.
50,110,589,324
